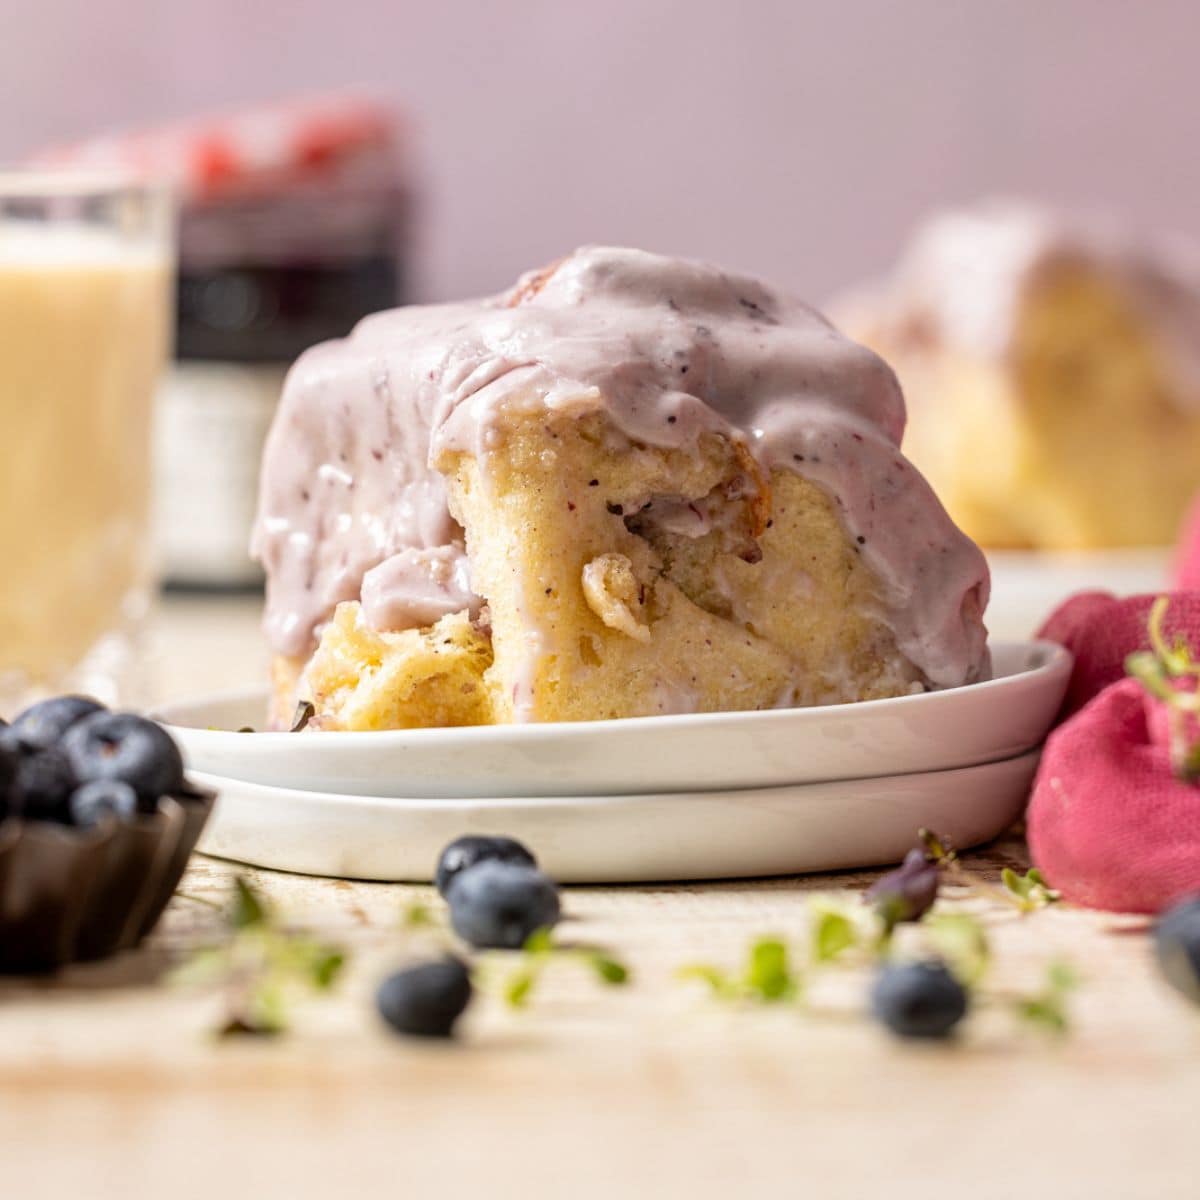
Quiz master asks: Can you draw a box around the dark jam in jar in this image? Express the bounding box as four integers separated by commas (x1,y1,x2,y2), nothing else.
152,101,412,588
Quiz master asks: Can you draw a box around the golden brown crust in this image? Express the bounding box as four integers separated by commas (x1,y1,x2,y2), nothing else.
505,258,566,307
732,438,772,539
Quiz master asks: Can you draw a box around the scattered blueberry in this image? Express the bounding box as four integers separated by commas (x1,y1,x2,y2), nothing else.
436,834,538,898
61,712,184,811
9,744,78,823
1155,895,1200,1004
448,860,561,949
867,849,941,924
68,779,140,828
376,958,473,1038
10,695,105,751
870,960,968,1040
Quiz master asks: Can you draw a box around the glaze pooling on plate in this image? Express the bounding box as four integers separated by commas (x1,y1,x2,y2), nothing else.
252,246,989,694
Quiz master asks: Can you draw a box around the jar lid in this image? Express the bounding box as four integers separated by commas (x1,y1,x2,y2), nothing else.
32,93,405,205
35,96,412,357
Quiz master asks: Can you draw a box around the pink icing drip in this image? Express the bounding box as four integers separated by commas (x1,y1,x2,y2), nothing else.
252,246,989,687
360,544,477,633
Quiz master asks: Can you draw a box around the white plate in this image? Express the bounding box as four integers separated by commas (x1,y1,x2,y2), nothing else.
192,750,1038,883
156,641,1069,799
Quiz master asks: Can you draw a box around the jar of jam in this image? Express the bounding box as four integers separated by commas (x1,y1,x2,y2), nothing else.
40,96,412,587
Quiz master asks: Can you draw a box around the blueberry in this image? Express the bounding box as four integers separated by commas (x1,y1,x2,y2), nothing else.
870,960,968,1040
68,779,140,828
435,834,537,898
447,860,561,949
1155,895,1200,1004
7,742,78,823
10,695,106,751
866,849,941,924
376,958,473,1038
61,712,185,811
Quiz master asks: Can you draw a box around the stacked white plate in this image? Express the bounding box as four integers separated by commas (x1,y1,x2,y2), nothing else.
155,640,1071,884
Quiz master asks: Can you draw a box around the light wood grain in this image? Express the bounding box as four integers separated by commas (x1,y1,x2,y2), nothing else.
1,596,1196,1199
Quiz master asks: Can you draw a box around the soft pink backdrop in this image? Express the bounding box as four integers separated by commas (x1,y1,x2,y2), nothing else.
4,0,1198,302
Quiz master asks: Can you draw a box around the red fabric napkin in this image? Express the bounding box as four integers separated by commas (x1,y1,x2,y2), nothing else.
1028,678,1200,914
1030,590,1200,912
1037,591,1200,719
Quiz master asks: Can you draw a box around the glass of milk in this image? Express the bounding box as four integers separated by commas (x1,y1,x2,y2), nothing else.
0,174,173,706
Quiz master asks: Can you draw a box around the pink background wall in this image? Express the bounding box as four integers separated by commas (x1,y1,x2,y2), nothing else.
4,0,1198,303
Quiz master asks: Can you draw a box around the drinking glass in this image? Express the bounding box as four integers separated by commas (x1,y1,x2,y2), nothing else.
0,173,173,707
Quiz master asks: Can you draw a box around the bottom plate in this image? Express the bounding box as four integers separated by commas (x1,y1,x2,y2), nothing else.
193,750,1038,884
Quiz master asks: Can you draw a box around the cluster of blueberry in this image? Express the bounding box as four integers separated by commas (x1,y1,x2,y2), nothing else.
0,696,187,828
377,835,560,1038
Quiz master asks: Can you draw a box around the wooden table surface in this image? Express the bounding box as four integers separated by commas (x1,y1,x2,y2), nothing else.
2,596,1197,1199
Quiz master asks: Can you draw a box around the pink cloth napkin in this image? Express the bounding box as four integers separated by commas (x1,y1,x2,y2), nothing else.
1030,591,1200,912
1038,591,1200,719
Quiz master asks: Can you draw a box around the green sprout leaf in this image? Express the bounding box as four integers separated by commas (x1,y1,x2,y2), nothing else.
1046,961,1079,991
401,901,435,929
1000,867,1061,913
176,878,347,1038
810,906,859,963
1126,598,1200,781
1012,960,1079,1035
230,977,289,1038
523,927,556,957
1181,740,1200,784
679,937,799,1005
230,876,269,929
676,963,738,1000
918,828,957,866
588,952,629,985
923,912,991,986
308,947,346,990
504,968,538,1009
746,938,796,1001
169,945,230,988
492,930,629,1009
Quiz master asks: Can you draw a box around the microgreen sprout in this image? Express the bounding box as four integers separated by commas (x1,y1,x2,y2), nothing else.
173,876,346,1037
678,936,801,1004
677,840,1078,1037
1000,867,1061,912
1126,596,1200,780
490,926,631,1009
922,911,991,986
1008,961,1080,1035
917,830,1060,914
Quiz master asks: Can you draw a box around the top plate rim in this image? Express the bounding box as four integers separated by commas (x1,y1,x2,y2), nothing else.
152,638,1070,742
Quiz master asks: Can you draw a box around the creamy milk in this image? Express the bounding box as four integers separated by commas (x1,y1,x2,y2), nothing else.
0,222,170,688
